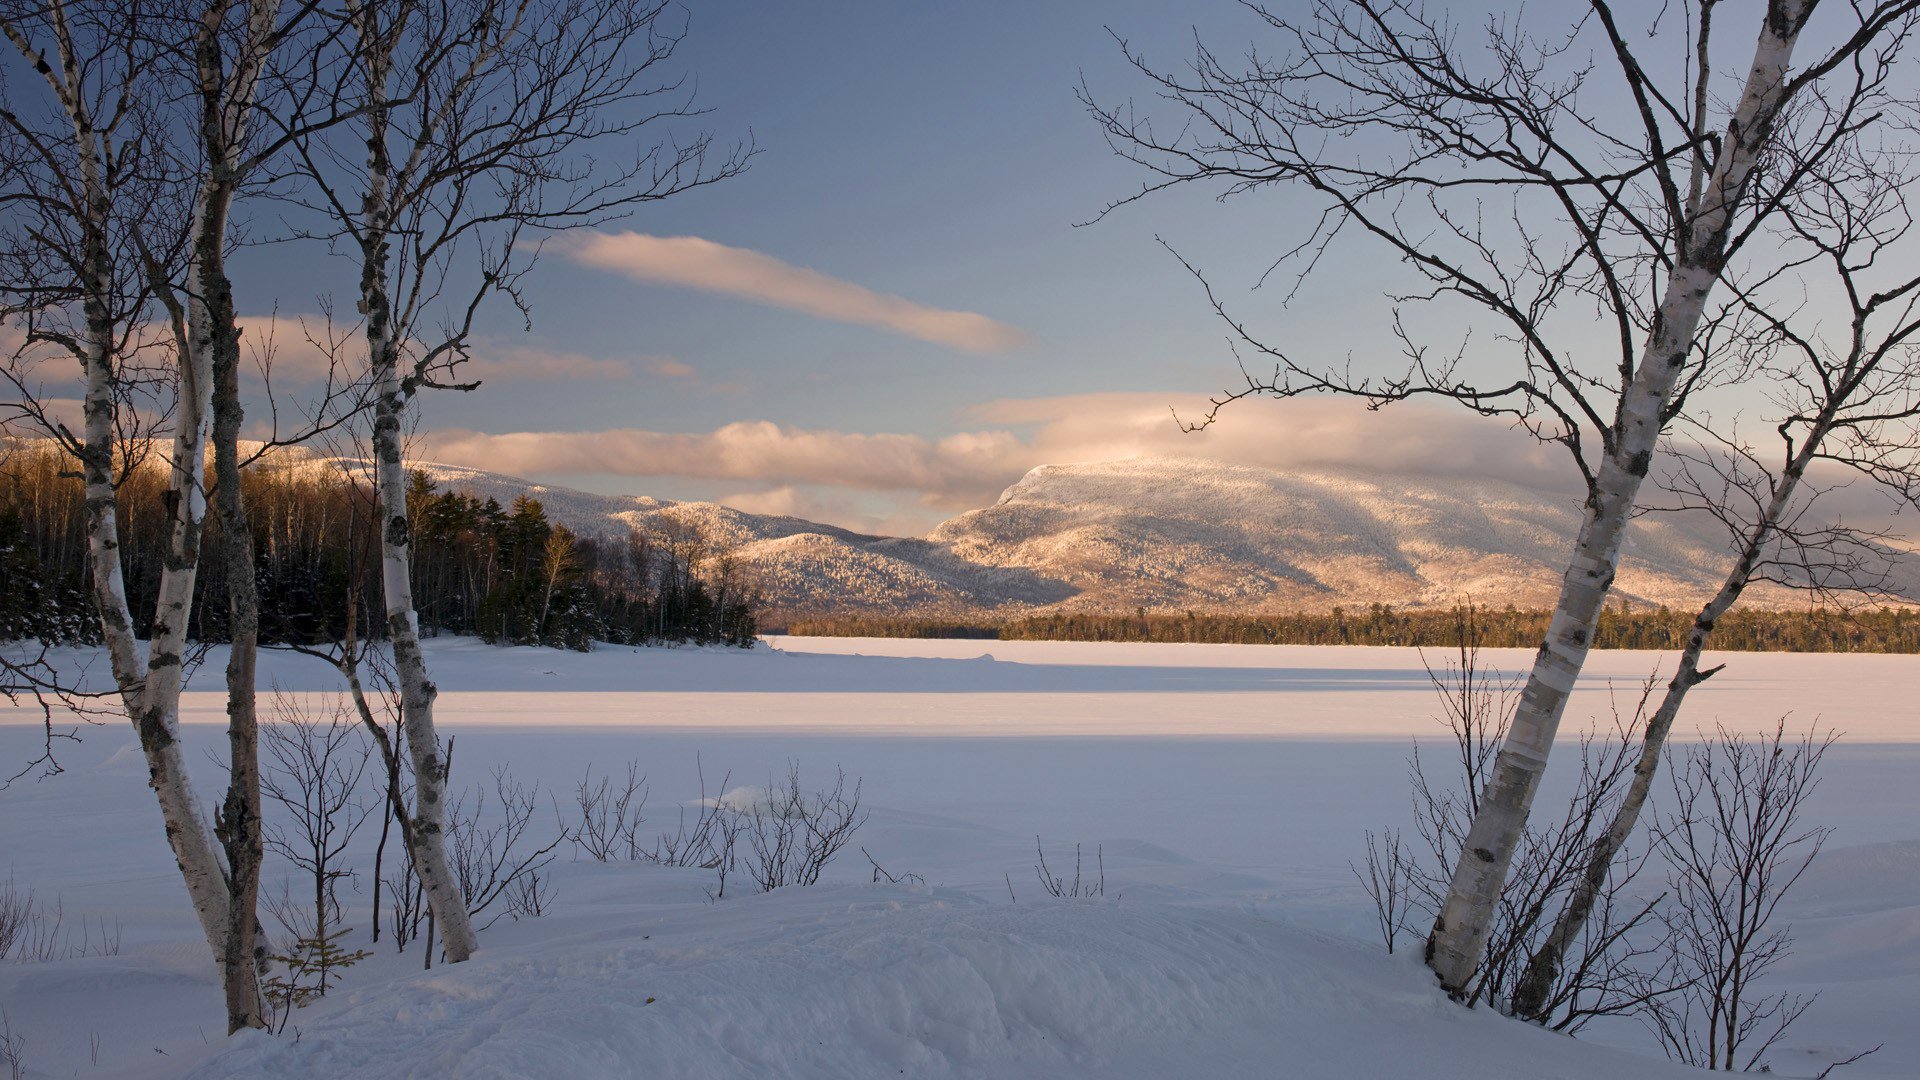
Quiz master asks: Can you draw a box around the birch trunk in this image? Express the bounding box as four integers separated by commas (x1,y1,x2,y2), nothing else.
1509,427,1830,1019
190,0,289,1023
356,19,478,954
1425,0,1819,997
37,15,238,968
367,330,478,962
79,240,235,966
205,206,269,1032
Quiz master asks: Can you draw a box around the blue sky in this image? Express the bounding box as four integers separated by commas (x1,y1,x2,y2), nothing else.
206,0,1814,537
210,0,1473,534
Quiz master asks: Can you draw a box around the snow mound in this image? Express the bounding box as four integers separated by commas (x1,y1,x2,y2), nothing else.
195,886,1693,1080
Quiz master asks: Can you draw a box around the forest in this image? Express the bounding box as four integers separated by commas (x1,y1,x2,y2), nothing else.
0,442,757,650
784,604,1920,653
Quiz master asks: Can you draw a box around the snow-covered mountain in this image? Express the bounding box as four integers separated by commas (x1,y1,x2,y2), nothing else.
396,455,1919,617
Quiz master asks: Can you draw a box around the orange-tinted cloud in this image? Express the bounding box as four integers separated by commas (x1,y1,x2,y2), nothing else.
229,314,692,386
566,232,1028,353
413,394,1582,534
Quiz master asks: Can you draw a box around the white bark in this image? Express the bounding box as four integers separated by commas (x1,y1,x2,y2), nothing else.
356,11,478,957
1426,0,1819,996
1511,413,1842,1016
9,2,239,964
371,342,479,962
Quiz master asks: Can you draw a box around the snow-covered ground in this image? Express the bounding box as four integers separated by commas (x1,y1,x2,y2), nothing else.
0,637,1914,1078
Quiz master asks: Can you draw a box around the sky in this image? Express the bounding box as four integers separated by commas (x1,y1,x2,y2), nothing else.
184,0,1880,538
178,0,1453,536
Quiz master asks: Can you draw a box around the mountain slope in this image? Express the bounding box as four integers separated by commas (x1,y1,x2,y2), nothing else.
394,455,1916,617
931,458,1771,612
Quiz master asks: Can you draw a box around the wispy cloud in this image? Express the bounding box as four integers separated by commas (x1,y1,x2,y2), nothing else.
228,314,696,387
565,232,1028,353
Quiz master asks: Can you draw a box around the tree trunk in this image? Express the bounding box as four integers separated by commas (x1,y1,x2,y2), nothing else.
1425,0,1818,997
205,208,269,1032
1509,430,1829,1018
351,4,478,961
34,16,239,970
369,339,478,961
129,202,238,974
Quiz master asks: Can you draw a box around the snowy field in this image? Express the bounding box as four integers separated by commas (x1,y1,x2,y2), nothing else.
0,636,1914,1078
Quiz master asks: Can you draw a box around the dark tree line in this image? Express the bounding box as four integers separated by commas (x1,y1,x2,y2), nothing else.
0,442,756,650
786,604,1920,654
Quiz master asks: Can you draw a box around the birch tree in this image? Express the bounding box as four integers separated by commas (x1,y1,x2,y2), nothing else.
1508,116,1920,1019
0,0,256,1019
2,0,358,1031
172,0,303,1030
3,0,268,1032
143,0,352,1030
1084,0,1920,995
283,0,747,961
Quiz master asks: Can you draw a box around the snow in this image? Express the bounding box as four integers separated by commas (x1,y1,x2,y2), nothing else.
197,888,1705,1080
1,637,1915,1077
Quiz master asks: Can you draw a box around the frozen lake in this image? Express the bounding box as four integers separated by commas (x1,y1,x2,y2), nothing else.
1,637,1914,1077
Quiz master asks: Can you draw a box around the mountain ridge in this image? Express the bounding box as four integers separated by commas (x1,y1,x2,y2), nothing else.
393,454,1918,617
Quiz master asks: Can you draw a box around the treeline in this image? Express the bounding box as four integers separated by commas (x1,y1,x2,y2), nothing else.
0,443,756,650
784,603,1920,653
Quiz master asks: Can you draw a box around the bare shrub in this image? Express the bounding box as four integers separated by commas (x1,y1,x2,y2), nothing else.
632,759,747,898
863,848,924,887
573,762,648,862
637,760,734,869
618,760,866,899
260,693,373,966
1642,720,1835,1072
448,766,568,929
0,1011,21,1080
0,878,28,961
503,870,554,920
1034,837,1104,899
1353,828,1415,953
0,882,119,964
382,854,428,958
738,764,867,893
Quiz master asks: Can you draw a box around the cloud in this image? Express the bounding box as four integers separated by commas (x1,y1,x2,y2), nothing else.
966,392,1573,494
457,344,633,383
413,393,1588,536
229,314,694,386
565,232,1028,353
418,420,1029,511
714,485,932,535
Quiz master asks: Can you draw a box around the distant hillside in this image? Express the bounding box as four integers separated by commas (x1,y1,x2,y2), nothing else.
392,456,1920,618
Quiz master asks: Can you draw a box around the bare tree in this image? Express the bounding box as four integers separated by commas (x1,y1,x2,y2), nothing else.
0,0,266,1025
178,0,285,1031
148,0,360,1030
259,688,374,995
1511,91,1920,1018
1083,0,1920,994
274,0,747,961
1642,720,1834,1071
1381,614,1673,1028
